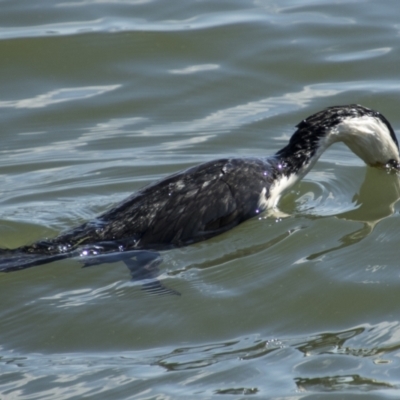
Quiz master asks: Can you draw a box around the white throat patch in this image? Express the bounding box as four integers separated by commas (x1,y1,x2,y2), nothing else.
329,115,399,166
258,173,300,210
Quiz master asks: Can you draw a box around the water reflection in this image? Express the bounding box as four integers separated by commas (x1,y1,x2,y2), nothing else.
307,168,400,260
295,374,394,392
296,326,365,357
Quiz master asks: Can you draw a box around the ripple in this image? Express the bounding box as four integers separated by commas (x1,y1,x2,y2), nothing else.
2,80,400,168
2,323,400,397
327,47,392,62
0,13,265,40
0,3,359,42
169,63,220,75
39,283,119,308
0,85,121,109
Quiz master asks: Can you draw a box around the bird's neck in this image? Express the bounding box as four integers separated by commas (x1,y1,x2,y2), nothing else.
275,110,400,177
274,130,331,179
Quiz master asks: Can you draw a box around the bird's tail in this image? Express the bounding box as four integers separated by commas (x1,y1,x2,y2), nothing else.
0,247,68,272
0,246,179,294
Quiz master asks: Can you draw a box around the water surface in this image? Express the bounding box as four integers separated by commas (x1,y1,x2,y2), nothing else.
1,0,400,398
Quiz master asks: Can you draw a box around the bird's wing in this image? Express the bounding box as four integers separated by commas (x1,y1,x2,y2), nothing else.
97,158,269,248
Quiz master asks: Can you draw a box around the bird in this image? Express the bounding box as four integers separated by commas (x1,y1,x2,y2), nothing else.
1,104,399,276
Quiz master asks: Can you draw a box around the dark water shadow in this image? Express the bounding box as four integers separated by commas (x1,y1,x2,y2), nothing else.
82,249,180,296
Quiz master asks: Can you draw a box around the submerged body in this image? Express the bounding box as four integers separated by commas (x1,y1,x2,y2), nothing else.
1,104,399,272
1,157,282,271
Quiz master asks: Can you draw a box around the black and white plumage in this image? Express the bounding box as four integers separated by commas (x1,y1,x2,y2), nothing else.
1,104,399,273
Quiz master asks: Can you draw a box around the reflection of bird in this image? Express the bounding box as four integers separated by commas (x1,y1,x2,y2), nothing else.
1,104,399,274
307,167,400,261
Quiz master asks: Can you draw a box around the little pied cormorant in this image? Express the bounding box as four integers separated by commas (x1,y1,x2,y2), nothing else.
1,104,399,273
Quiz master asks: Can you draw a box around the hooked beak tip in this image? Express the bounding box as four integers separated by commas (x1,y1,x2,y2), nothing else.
385,159,400,172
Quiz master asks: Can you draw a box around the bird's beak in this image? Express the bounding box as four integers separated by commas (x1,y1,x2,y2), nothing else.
385,159,400,172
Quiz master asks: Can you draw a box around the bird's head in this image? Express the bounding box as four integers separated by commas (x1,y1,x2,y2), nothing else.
317,105,400,171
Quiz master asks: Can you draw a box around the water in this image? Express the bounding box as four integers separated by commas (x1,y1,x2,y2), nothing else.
1,0,400,398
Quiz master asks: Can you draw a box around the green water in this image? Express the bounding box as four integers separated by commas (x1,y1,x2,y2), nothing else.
2,0,400,398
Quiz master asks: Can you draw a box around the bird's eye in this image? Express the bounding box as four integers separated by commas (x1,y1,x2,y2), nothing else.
385,159,400,171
